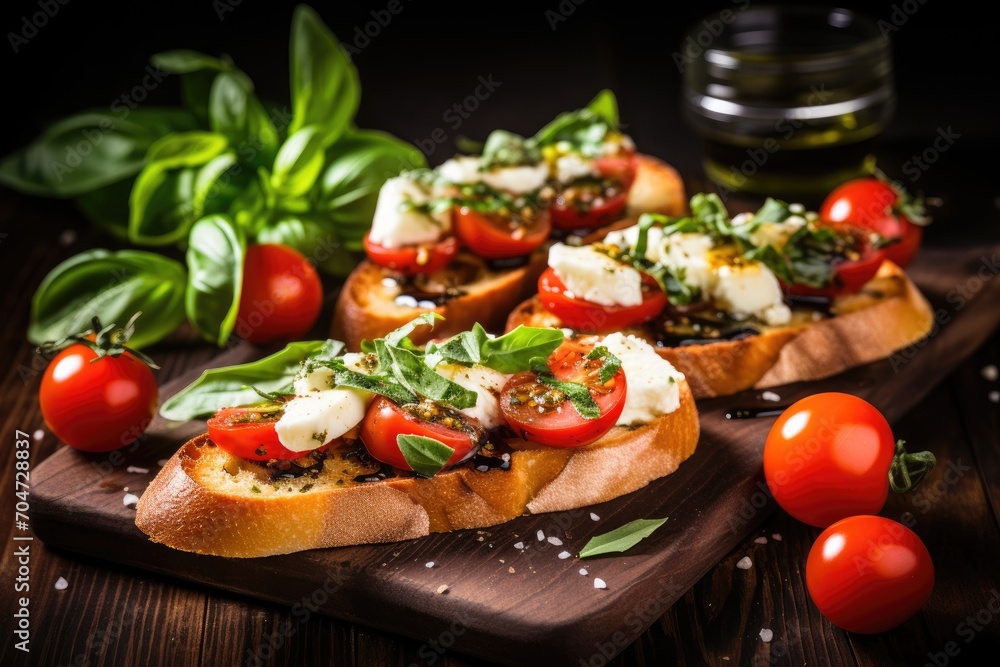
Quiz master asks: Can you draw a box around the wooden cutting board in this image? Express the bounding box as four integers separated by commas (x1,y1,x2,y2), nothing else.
30,244,1000,667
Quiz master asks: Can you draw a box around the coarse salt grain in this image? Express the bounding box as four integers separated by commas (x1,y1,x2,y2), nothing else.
754,537,768,545
579,568,588,576
126,466,149,474
123,493,140,508
982,364,998,381
54,577,68,590
436,585,449,594
425,562,435,568
772,533,782,541
594,578,607,589
33,429,44,441
558,551,571,559
761,391,781,402
547,536,563,546
536,530,545,542
759,629,773,642
590,513,600,521
989,391,999,404
514,541,524,549
736,557,752,570
508,566,515,574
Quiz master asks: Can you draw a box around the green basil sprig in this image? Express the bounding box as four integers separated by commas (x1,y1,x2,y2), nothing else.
159,339,343,421
426,323,565,373
579,517,669,559
185,215,246,346
28,249,187,350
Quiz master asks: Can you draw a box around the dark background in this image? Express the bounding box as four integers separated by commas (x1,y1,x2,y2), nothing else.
0,0,996,236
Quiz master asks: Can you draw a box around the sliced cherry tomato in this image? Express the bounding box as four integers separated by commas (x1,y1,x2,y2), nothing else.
550,184,629,231
40,341,158,453
764,393,905,527
207,404,303,461
786,221,886,297
537,267,668,331
500,340,627,447
236,244,324,344
807,515,934,633
363,234,460,276
819,177,928,268
453,207,551,259
359,396,482,472
594,151,638,190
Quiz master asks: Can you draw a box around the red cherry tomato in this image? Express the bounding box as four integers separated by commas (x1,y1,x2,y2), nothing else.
537,267,668,331
549,153,637,231
763,393,897,527
500,340,627,447
807,515,934,633
820,177,925,268
359,396,482,472
236,244,324,344
40,343,158,452
787,222,886,297
363,234,460,275
594,151,638,189
206,404,304,461
453,207,551,259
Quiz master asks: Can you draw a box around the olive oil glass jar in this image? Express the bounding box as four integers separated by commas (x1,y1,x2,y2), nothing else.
681,5,895,204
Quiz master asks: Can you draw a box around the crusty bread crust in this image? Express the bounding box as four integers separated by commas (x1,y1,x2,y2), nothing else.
135,382,699,558
505,261,935,398
330,154,687,349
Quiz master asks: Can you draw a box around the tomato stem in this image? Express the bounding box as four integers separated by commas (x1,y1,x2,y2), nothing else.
888,439,936,493
36,312,160,370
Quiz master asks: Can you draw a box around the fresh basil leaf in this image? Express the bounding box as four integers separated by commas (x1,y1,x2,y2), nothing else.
333,368,417,406
383,312,442,348
0,109,198,197
631,215,656,261
754,197,792,224
586,89,620,128
578,517,668,559
270,125,327,198
185,214,245,346
532,89,620,155
127,161,199,245
396,434,455,478
144,131,229,168
426,324,488,368
480,325,565,373
209,71,279,169
255,214,357,276
29,249,186,349
150,50,231,74
159,339,336,421
586,346,622,384
385,345,478,410
288,4,360,146
194,151,240,215
537,374,600,420
480,130,540,169
314,129,428,251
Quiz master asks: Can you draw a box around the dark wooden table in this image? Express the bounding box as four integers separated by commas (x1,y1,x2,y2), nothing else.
1,172,999,667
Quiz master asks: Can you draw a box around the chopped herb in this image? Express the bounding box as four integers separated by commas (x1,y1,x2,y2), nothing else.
586,346,622,384
529,356,600,420
397,434,455,478
299,483,314,493
251,485,261,494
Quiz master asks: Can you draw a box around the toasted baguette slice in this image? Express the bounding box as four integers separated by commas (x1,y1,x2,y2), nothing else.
506,261,935,399
329,154,687,350
134,381,698,558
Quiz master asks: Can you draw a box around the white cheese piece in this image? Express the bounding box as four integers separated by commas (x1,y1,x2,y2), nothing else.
599,332,684,425
554,153,598,184
712,261,791,326
435,363,510,430
658,233,715,294
548,243,643,307
480,163,549,194
601,133,636,155
437,155,483,185
602,224,664,263
733,211,807,248
368,176,449,248
275,389,372,453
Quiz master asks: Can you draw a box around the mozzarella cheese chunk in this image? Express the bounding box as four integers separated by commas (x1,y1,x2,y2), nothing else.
712,260,791,326
602,224,664,263
438,155,548,194
434,363,510,430
554,153,599,184
658,233,715,294
275,357,375,453
548,243,643,307
733,211,808,249
599,332,684,426
437,155,482,185
368,176,449,248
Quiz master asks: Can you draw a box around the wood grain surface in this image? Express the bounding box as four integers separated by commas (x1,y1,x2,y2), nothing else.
3,172,999,666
